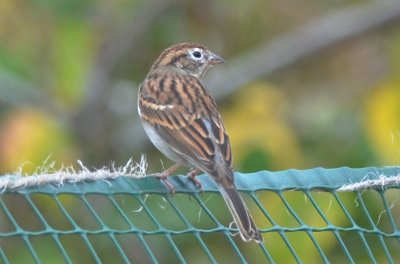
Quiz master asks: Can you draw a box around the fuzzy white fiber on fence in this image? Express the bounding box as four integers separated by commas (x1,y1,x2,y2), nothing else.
0,156,147,191
338,172,400,192
1,159,399,192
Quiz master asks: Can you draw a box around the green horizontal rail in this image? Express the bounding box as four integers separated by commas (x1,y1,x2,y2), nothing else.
1,223,398,238
2,166,399,194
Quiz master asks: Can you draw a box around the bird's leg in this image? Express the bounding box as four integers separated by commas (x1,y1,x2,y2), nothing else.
153,164,180,194
186,168,203,191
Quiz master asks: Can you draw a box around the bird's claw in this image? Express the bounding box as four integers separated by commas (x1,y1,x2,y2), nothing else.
153,172,176,195
186,168,204,192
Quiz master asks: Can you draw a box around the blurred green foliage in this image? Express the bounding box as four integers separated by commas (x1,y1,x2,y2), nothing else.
1,0,400,262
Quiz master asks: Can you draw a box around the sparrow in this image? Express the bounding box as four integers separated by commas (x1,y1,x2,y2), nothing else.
138,42,263,243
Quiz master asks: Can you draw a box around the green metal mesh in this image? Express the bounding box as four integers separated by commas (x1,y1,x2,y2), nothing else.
1,167,400,263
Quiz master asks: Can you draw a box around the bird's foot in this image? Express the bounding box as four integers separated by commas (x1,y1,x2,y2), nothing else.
153,164,180,194
186,168,204,191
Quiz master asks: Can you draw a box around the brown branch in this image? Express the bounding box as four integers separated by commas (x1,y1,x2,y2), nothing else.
72,0,177,158
0,71,64,118
205,0,400,100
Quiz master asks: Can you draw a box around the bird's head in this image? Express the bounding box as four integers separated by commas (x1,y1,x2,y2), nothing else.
151,43,224,79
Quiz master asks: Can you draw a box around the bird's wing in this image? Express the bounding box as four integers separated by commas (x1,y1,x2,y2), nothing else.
139,72,233,178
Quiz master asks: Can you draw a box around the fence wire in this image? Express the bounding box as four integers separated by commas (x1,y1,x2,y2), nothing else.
1,167,400,263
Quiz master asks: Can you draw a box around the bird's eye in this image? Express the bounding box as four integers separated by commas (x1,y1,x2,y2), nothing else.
192,51,202,59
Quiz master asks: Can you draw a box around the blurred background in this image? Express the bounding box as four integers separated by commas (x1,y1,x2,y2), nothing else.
1,0,400,173
1,0,400,262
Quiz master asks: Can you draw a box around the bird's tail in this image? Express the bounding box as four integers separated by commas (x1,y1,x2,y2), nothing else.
217,180,263,243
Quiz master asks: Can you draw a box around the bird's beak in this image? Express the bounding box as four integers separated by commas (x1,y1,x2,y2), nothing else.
208,53,225,65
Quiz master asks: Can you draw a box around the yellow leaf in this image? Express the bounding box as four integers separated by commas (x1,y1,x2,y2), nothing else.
222,82,303,170
0,109,76,173
363,81,400,164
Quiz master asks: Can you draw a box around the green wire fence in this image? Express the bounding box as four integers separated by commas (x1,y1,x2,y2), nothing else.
1,167,400,263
